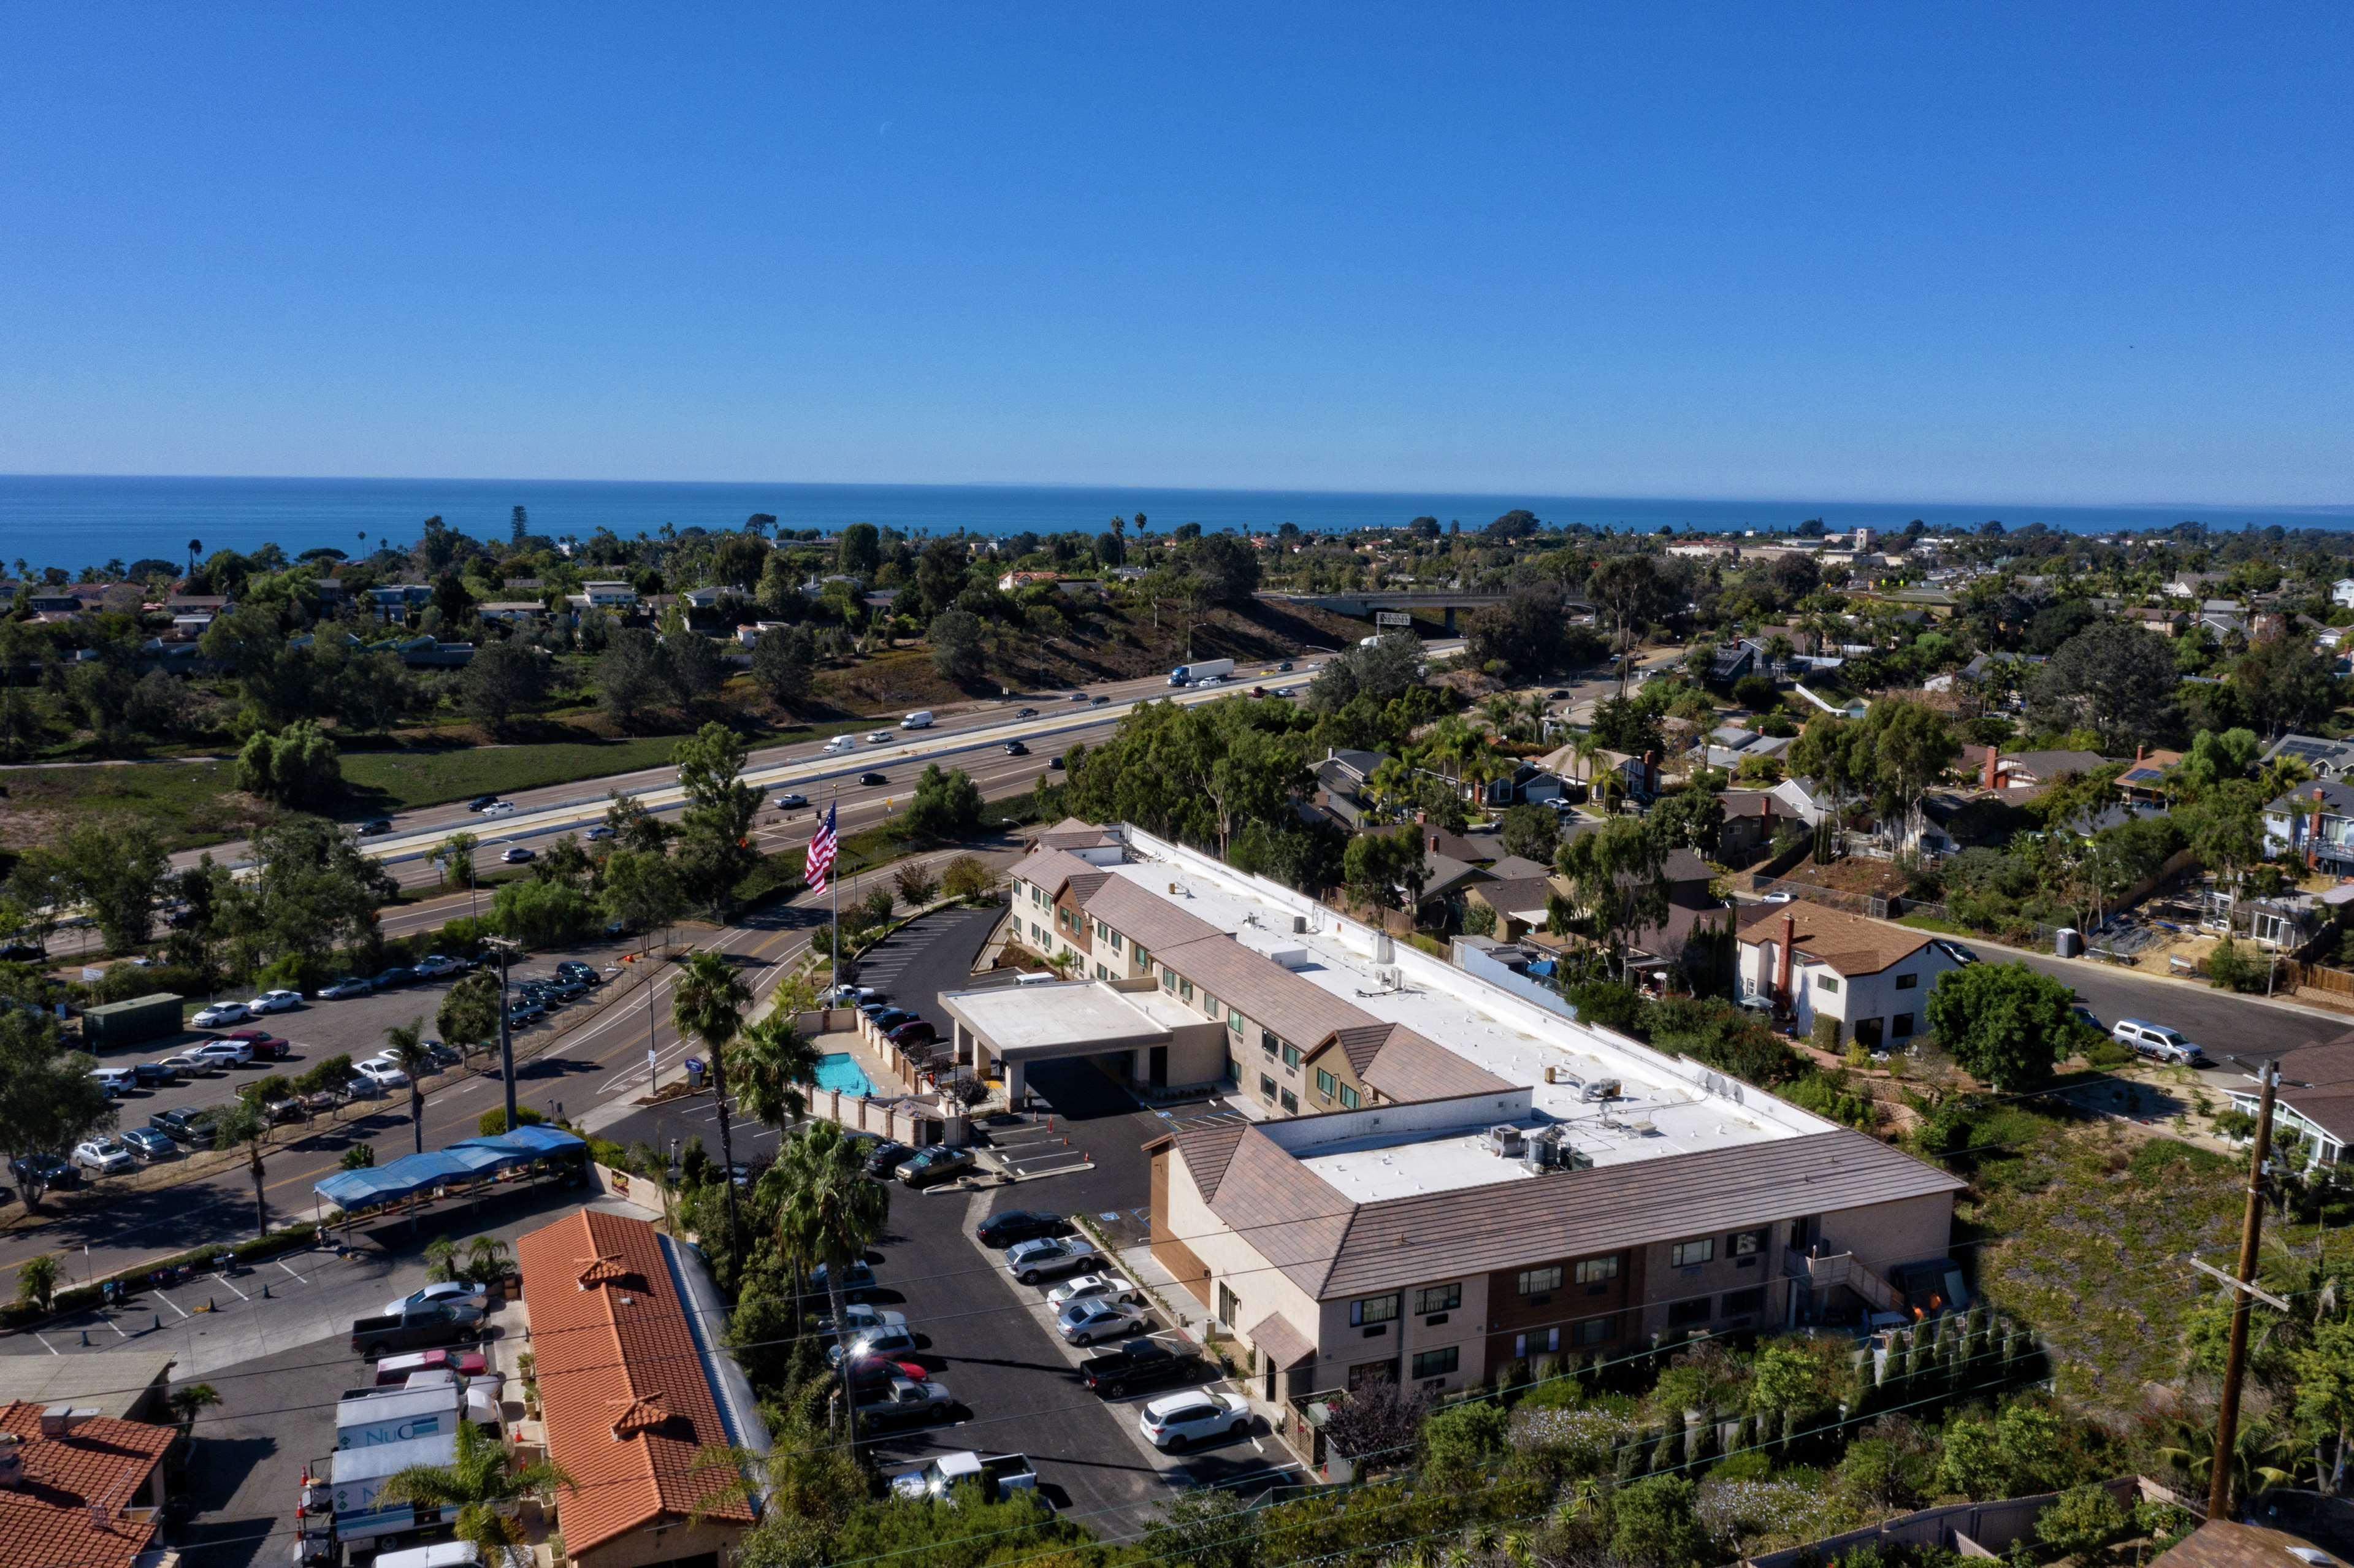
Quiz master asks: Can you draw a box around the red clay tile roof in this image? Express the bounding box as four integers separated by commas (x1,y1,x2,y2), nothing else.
516,1210,752,1556
0,1402,173,1568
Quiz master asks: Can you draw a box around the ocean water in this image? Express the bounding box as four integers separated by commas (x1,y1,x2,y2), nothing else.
0,472,2347,568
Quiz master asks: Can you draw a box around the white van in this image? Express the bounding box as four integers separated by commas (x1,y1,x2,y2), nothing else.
901,710,934,730
822,734,857,753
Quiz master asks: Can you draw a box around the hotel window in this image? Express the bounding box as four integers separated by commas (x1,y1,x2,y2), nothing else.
1671,1239,1715,1269
1202,991,1221,1020
1339,1084,1361,1109
1179,979,1194,1003
1316,1068,1338,1100
1667,1297,1713,1327
1163,969,1176,992
1513,1327,1559,1358
1517,1265,1563,1296
1729,1228,1766,1261
1350,1293,1400,1326
1723,1287,1767,1315
1261,1031,1278,1058
1280,1089,1297,1113
1414,1282,1461,1315
1109,931,1123,953
1135,945,1150,969
1259,1074,1276,1100
1227,1009,1242,1034
1411,1347,1459,1380
1816,973,1840,994
1281,1044,1302,1069
1575,1255,1619,1289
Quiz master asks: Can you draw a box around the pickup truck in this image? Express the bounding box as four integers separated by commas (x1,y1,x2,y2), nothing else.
858,1377,955,1429
1079,1336,1206,1399
889,1450,1040,1505
350,1301,486,1360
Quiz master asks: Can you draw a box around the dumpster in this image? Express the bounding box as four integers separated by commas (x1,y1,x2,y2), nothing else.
82,992,185,1048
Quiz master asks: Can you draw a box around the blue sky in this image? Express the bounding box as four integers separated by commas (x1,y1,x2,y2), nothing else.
1,4,2347,505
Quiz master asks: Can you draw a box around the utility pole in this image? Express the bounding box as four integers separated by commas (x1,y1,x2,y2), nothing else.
484,936,520,1133
2208,1058,2281,1523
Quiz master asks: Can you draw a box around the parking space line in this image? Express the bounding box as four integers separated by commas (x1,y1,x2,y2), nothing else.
156,1290,189,1318
213,1272,250,1301
31,1334,57,1356
104,1314,128,1338
278,1260,308,1284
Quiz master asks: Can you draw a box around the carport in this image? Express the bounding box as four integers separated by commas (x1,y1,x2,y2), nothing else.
938,979,1227,1102
312,1125,588,1221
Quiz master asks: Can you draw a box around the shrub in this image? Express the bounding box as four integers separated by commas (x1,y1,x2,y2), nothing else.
1811,1015,1841,1052
1783,1069,1878,1128
478,1106,547,1138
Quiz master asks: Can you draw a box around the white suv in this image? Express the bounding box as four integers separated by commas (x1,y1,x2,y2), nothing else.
73,1138,135,1176
356,1056,411,1089
2112,1019,2208,1066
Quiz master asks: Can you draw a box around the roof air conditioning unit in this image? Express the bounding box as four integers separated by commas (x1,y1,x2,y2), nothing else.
1293,914,1309,934
1376,965,1402,991
1521,1134,1554,1172
1543,1064,1572,1085
1581,1079,1621,1103
1485,1124,1525,1158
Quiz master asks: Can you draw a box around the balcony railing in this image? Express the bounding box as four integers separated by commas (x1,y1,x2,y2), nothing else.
1784,1247,1900,1314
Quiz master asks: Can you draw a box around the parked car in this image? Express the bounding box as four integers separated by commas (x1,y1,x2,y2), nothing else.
90,1066,138,1098
384,1282,491,1317
148,1107,218,1147
413,954,462,979
774,792,809,809
556,961,605,986
1046,1272,1142,1311
809,1259,876,1298
2112,1019,2208,1066
1057,1297,1149,1346
1137,1387,1251,1451
158,1051,210,1077
838,1353,929,1395
10,1154,78,1191
1003,740,1028,756
1080,1336,1204,1398
976,1209,1066,1248
131,1060,182,1088
223,1028,292,1060
319,976,374,999
816,1303,906,1337
190,1001,249,1028
860,1377,956,1429
193,1041,253,1068
886,1019,938,1049
858,771,888,787
1005,1235,1098,1285
506,999,547,1025
245,989,302,1015
425,1040,465,1068
121,1127,178,1161
827,1323,921,1364
373,1347,489,1385
72,1138,136,1176
536,973,587,1000
351,1301,486,1359
896,1147,973,1188
863,1142,919,1179
868,1009,917,1034
356,1057,411,1090
500,846,536,865
888,1451,1039,1506
372,966,415,990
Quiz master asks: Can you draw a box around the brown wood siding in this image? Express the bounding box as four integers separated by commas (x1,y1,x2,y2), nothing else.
1484,1247,1633,1374
1150,1149,1213,1305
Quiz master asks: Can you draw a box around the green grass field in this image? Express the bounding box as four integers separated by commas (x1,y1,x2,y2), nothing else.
0,760,265,855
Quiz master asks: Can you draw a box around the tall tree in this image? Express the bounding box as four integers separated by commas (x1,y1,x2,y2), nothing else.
672,950,754,1264
763,1121,890,1432
381,1016,435,1155
210,1099,277,1238
1552,816,1671,976
732,1009,822,1127
0,1012,112,1209
2029,621,2180,749
673,723,763,912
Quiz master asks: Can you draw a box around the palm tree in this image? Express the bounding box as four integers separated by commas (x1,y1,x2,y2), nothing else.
210,1100,275,1238
186,538,202,580
672,949,754,1265
166,1382,221,1436
763,1122,888,1433
383,1016,436,1156
380,1418,571,1568
1570,732,1603,794
464,1236,513,1286
732,1011,822,1128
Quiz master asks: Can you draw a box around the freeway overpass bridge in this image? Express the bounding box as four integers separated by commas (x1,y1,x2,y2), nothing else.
1259,589,1592,630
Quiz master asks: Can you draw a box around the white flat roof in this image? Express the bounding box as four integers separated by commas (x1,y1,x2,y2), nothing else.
940,981,1172,1056
1100,841,1827,1197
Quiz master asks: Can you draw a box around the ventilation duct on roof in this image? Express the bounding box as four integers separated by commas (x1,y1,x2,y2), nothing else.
1267,947,1309,970
1484,1125,1524,1158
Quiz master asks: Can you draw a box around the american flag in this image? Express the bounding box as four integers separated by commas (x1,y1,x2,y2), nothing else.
804,802,838,893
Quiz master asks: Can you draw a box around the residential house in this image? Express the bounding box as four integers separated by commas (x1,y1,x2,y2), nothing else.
566,579,640,611
476,600,548,625
2229,1034,2354,1169
2334,579,2354,610
365,583,434,621
2165,571,2232,600
2124,606,2185,636
2263,779,2354,874
1734,902,1966,1050
1311,746,1391,830
514,1208,765,1568
2115,748,2182,804
2263,734,2354,781
1957,746,2108,794
1719,790,1794,859
998,570,1061,592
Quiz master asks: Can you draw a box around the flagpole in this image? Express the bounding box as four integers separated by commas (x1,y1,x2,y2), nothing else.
829,785,841,1004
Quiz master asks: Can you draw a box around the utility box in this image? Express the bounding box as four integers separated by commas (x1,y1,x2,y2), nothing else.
82,993,184,1048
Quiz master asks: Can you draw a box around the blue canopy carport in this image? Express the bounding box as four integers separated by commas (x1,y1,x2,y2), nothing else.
313,1126,589,1231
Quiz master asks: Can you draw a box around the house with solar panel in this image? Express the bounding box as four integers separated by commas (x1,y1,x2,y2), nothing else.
2263,733,2354,782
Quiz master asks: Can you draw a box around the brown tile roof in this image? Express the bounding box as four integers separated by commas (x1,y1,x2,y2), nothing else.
1168,1119,1248,1200
2152,1521,2342,1568
1153,933,1378,1049
0,1402,174,1568
1245,1312,1316,1370
1735,901,1935,978
1328,1024,1395,1074
1006,846,1099,896
1175,1121,1958,1301
1072,876,1226,954
1064,871,1112,906
1034,817,1120,851
1468,876,1560,919
516,1209,753,1556
1361,1027,1518,1103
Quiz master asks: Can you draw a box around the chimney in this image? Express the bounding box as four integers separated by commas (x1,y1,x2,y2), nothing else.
1981,746,1999,790
2136,743,2146,763
1775,911,1796,1008
1643,750,1659,797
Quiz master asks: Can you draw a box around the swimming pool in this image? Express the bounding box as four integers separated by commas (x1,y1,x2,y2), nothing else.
814,1052,876,1097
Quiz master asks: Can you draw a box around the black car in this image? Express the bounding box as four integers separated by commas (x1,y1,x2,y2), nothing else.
0,940,44,963
1015,706,1039,718
150,1107,218,1147
371,966,414,989
863,1141,917,1179
858,771,888,787
976,1209,1066,1248
1047,756,1064,771
1082,1336,1205,1398
357,817,393,835
868,1008,916,1033
131,1060,180,1088
1003,740,1028,756
555,960,605,987
466,795,499,811
1090,695,1109,706
9,1154,78,1190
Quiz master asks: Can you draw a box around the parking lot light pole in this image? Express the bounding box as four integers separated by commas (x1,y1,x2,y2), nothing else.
484,936,521,1131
